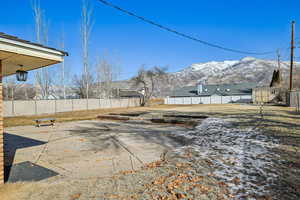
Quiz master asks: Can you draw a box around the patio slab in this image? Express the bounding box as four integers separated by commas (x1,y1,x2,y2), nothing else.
4,119,187,182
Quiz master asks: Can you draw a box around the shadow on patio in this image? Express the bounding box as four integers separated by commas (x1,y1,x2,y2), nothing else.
3,133,50,182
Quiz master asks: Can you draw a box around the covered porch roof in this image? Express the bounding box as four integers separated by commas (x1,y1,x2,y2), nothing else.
0,32,67,184
0,32,68,76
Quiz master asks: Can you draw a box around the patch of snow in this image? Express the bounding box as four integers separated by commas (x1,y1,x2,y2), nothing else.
172,118,283,199
241,57,257,62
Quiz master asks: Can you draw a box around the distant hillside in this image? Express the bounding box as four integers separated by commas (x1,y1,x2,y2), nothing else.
170,57,293,85
111,57,300,97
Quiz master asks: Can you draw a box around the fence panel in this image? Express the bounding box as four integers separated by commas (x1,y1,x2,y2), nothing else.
4,98,140,117
13,101,36,116
72,99,87,111
56,99,73,113
211,96,222,104
191,97,201,104
222,96,232,104
183,97,191,104
87,99,99,110
36,100,55,115
120,99,128,108
3,101,13,117
231,96,241,103
290,91,300,108
201,97,210,104
165,95,253,105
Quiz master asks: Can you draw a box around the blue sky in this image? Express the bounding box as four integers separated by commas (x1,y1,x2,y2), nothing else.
1,0,299,80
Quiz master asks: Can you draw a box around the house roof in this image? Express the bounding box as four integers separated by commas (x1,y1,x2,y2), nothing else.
170,86,198,97
0,32,68,56
119,90,142,98
0,32,68,76
170,82,257,97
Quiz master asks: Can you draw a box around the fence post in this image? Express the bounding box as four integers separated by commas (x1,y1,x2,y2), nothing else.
34,99,37,115
12,100,15,116
54,99,57,114
86,98,89,110
72,99,74,112
297,92,300,112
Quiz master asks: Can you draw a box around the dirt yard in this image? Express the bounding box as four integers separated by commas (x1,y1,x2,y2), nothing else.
1,104,299,200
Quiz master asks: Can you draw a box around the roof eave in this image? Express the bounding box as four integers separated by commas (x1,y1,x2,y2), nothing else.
0,37,68,57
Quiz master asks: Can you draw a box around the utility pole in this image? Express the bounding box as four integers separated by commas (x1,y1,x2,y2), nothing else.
277,49,282,86
289,21,295,91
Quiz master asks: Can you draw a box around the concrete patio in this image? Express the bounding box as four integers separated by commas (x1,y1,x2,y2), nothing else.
4,119,188,182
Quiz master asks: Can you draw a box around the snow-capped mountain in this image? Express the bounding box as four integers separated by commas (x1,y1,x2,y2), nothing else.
167,57,296,89
124,57,299,97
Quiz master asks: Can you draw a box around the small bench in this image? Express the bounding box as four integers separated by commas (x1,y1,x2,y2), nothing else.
34,118,56,127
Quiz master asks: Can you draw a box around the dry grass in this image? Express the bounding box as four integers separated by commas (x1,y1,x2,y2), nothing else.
4,103,300,137
4,106,152,128
3,104,201,128
159,104,300,136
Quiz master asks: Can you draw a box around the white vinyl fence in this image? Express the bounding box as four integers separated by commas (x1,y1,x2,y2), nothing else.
289,91,300,109
4,98,140,117
164,95,252,105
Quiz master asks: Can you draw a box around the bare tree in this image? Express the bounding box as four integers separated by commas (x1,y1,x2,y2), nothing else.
72,74,95,98
35,68,53,99
95,52,123,99
32,0,42,43
132,66,167,106
59,28,67,99
32,0,42,98
95,56,113,98
81,0,93,102
32,0,53,99
4,76,17,101
3,77,36,100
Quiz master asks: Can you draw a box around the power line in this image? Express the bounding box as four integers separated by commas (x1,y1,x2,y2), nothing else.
97,0,278,55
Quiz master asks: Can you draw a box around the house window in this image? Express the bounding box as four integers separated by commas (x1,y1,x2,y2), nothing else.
226,89,230,92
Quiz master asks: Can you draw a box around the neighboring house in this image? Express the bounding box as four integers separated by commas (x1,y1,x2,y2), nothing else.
119,90,142,98
33,92,80,100
165,82,256,104
112,88,142,98
34,94,58,100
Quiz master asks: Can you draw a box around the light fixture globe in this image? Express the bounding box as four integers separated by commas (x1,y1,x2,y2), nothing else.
16,66,28,82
